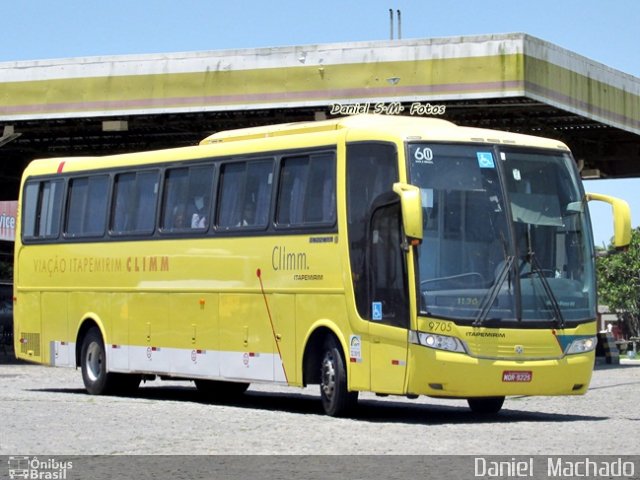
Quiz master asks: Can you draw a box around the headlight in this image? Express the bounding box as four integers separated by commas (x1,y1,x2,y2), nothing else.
565,336,597,355
409,330,467,353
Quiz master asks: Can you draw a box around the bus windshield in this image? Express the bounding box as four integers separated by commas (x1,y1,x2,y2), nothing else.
408,143,596,326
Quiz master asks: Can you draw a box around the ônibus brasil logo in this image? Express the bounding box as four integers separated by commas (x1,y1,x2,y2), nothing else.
7,456,73,480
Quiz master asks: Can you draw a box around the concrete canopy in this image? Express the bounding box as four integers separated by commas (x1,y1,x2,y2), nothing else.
0,32,639,199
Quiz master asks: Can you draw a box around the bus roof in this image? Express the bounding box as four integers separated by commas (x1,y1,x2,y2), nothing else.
200,114,570,151
199,114,457,144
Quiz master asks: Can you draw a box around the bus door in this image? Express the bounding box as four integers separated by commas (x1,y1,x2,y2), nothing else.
346,142,409,394
367,194,410,394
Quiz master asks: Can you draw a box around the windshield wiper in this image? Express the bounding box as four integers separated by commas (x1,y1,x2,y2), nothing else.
524,251,566,329
473,255,514,327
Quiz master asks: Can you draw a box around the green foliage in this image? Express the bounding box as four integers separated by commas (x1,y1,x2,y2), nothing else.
596,227,640,338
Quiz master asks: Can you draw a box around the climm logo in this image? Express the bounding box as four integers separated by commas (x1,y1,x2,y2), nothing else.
126,256,169,272
272,246,308,271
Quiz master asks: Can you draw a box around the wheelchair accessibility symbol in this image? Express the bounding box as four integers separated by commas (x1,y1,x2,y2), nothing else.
372,302,382,321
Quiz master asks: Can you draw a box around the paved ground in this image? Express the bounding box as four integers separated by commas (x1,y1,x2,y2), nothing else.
1,358,639,456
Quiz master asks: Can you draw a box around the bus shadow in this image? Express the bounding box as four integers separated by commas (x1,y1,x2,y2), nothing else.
32,385,609,426
351,398,608,425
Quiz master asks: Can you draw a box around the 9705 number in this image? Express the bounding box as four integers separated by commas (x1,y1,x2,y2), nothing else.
427,321,452,333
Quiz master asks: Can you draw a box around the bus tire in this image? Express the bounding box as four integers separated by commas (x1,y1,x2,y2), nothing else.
80,327,115,395
467,396,505,415
319,336,358,416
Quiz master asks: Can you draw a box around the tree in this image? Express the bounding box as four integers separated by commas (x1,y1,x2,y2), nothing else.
596,227,640,338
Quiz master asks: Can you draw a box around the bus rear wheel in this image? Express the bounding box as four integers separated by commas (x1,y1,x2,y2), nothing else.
319,336,358,416
80,328,141,395
467,396,505,415
80,327,114,395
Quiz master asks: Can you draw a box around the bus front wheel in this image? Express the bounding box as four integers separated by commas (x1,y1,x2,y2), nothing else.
467,396,505,415
319,336,358,416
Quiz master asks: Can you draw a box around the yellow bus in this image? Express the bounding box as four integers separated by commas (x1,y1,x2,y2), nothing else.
13,114,630,416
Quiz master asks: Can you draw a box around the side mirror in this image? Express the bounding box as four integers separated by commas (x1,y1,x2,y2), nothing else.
586,192,631,249
393,183,423,242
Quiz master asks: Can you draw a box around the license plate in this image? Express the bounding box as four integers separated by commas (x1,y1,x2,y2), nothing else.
502,370,532,382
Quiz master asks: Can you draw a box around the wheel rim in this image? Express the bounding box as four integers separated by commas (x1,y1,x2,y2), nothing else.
321,351,336,400
85,341,103,383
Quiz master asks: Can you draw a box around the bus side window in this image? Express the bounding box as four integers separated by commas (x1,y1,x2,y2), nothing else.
22,179,64,240
65,175,109,238
111,170,159,235
217,160,273,229
161,165,214,232
276,153,336,227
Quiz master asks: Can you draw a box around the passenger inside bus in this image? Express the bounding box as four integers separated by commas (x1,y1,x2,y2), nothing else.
188,195,207,229
171,204,188,229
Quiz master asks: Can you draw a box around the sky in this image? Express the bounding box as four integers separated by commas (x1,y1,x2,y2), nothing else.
1,0,639,246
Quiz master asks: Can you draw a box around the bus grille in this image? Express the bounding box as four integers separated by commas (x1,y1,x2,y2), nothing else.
20,332,41,356
464,337,561,359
